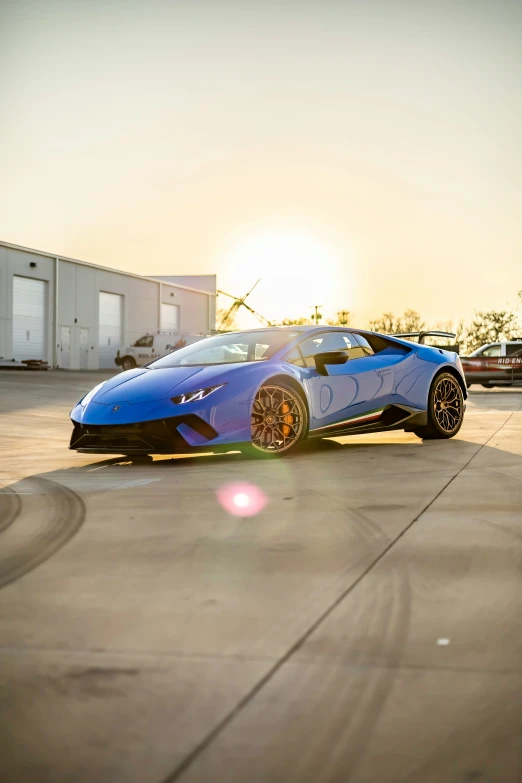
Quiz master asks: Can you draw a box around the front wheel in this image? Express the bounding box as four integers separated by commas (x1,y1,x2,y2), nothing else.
121,356,137,371
413,373,464,440
245,381,308,457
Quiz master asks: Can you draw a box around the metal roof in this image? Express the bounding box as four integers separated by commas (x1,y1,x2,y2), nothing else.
0,240,216,297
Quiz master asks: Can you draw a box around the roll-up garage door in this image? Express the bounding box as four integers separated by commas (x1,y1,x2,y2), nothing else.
99,292,123,369
12,276,47,361
160,302,180,331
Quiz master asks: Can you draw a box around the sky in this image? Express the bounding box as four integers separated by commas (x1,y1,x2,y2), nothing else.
1,0,521,329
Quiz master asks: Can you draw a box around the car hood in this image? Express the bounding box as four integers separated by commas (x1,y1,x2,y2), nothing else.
93,364,253,404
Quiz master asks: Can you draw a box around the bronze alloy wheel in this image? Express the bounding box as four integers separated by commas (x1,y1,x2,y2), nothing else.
251,384,306,454
413,371,464,440
433,375,463,434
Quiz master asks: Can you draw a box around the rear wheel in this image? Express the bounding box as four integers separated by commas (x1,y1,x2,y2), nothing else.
245,382,308,457
413,373,464,440
121,356,137,371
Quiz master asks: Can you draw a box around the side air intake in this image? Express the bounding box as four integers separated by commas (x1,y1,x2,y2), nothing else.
379,405,414,427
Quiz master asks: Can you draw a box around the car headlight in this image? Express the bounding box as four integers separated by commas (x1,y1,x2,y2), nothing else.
171,384,225,405
80,381,108,407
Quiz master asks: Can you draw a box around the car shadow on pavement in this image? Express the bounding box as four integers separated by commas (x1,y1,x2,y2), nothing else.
1,430,521,595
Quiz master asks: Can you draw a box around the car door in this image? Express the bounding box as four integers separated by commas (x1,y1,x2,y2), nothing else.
506,343,522,384
291,331,395,431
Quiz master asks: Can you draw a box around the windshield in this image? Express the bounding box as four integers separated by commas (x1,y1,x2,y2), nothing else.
147,329,299,368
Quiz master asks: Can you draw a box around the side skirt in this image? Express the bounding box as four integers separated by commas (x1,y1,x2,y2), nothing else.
307,405,427,439
75,443,248,456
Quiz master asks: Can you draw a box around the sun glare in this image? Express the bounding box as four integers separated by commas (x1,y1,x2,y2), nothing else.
222,229,351,324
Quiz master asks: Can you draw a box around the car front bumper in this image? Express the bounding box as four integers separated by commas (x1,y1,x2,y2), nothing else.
69,414,220,454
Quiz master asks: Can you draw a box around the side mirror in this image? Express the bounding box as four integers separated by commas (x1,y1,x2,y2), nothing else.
313,350,349,376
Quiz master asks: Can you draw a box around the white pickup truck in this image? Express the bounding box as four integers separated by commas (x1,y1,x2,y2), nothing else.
115,332,208,371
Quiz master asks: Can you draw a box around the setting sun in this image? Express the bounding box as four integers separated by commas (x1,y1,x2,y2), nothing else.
218,229,353,326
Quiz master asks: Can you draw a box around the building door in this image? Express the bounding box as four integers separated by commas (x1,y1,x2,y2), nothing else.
79,328,89,369
160,302,180,331
60,326,71,369
12,276,47,361
99,292,123,369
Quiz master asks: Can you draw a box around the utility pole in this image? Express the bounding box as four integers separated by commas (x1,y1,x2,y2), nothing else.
312,305,322,325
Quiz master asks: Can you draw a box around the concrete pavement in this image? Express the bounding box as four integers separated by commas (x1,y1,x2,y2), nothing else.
0,372,520,783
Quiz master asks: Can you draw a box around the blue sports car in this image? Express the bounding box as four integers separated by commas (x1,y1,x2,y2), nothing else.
69,326,467,458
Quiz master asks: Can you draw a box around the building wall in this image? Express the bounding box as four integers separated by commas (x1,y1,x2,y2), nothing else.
154,275,217,334
0,242,216,369
57,260,162,369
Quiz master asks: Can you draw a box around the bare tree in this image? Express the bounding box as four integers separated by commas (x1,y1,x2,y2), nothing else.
458,310,522,354
368,295,522,353
369,310,424,334
327,310,351,326
279,316,313,326
401,309,426,333
368,312,400,334
433,319,454,333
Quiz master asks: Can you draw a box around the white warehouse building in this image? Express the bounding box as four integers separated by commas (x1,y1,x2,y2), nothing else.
0,241,216,370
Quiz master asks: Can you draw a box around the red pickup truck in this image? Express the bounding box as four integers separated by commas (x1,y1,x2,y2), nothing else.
460,341,522,388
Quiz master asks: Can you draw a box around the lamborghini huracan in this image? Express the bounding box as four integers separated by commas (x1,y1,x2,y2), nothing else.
69,326,467,457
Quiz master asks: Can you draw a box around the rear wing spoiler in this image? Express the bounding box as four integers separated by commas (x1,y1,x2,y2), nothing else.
389,331,460,353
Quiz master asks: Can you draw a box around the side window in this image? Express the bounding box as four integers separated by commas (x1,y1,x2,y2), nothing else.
298,333,345,368
255,343,270,360
343,333,368,359
134,335,154,348
481,344,501,357
352,333,375,356
506,344,522,357
285,346,305,367
297,332,367,367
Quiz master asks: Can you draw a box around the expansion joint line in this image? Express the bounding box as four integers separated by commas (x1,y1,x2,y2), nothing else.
160,412,514,783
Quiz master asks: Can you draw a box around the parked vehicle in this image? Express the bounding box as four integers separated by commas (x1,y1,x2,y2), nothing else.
70,326,467,458
115,332,208,371
460,341,522,388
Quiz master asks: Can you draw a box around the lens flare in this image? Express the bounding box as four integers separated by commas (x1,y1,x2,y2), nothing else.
233,493,249,508
216,482,267,517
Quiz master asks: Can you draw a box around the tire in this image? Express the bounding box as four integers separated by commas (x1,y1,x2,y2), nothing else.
413,372,464,440
121,356,137,371
481,383,492,389
244,381,308,458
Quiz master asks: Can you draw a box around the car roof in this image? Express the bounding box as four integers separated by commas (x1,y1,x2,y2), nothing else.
477,340,522,346
224,325,368,335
